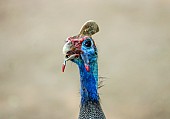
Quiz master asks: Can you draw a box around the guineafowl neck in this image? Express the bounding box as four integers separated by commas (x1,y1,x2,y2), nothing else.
78,60,106,119
78,61,99,104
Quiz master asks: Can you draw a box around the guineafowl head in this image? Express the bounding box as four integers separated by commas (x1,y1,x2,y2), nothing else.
63,36,98,72
62,20,99,72
62,21,106,119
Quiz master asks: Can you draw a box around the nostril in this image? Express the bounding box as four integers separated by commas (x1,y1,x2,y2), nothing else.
66,55,69,58
75,55,79,58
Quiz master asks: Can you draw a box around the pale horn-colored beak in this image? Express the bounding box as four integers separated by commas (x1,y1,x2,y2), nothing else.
63,40,72,55
63,40,79,61
62,40,71,72
62,40,79,72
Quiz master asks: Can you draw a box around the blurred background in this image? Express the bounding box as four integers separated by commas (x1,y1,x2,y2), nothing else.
0,0,170,119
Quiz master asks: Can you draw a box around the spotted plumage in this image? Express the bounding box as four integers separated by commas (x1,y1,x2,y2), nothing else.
79,101,105,119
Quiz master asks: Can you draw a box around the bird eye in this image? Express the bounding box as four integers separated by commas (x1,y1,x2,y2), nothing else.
84,40,92,47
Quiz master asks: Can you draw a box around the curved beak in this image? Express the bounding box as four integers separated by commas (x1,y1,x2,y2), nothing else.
63,40,80,61
63,40,71,55
62,40,80,72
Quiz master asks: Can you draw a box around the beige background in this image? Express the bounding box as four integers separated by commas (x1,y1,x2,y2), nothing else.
0,0,170,119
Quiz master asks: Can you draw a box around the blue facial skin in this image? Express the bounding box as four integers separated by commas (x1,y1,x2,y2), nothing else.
71,37,99,104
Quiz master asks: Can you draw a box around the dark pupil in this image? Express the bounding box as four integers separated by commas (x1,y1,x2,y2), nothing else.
85,40,91,47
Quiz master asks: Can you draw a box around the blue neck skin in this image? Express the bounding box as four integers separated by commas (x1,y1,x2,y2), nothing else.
77,60,99,104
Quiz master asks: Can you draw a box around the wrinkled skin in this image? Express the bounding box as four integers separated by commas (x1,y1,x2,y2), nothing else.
62,36,98,72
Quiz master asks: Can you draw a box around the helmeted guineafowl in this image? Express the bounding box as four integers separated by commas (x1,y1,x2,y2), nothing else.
62,20,106,119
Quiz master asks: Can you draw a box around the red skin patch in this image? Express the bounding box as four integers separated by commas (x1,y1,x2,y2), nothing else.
67,36,89,50
62,64,66,72
85,64,90,72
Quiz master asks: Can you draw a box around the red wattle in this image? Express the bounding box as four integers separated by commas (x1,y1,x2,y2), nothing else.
85,64,90,72
62,64,65,72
